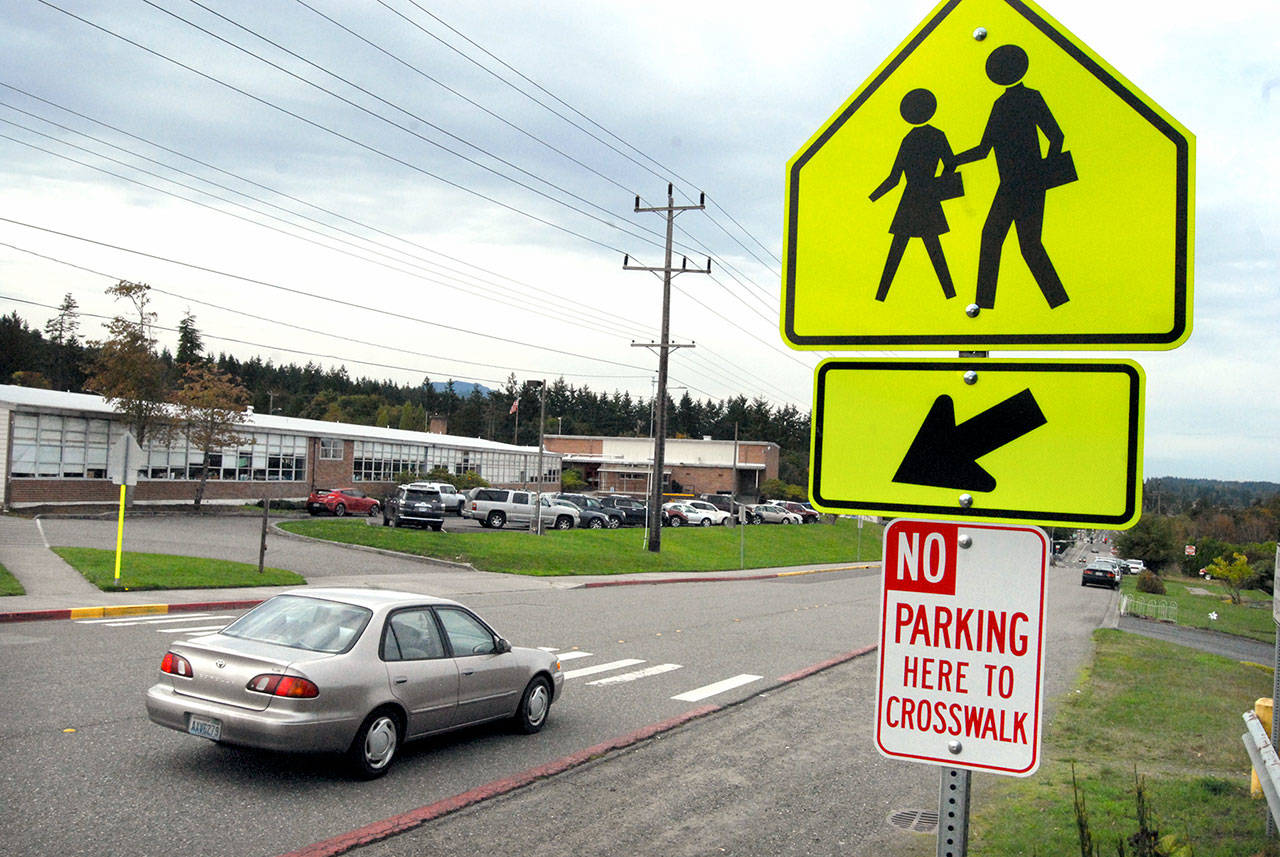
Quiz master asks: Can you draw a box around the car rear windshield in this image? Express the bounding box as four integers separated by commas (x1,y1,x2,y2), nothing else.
222,595,373,654
403,490,440,503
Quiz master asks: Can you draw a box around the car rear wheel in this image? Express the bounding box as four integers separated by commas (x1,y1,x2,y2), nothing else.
347,708,401,779
431,522,444,532
699,518,711,527
514,677,552,734
782,518,794,524
487,511,506,529
367,503,380,518
670,517,683,528
333,503,347,517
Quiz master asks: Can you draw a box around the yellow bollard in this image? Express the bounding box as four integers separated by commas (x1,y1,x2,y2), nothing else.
1253,698,1274,798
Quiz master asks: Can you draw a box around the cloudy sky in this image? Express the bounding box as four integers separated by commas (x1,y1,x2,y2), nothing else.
0,0,1276,482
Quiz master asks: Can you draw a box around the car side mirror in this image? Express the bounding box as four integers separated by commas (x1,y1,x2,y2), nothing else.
496,638,512,654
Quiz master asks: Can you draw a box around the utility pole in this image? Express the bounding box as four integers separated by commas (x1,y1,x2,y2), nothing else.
625,183,709,553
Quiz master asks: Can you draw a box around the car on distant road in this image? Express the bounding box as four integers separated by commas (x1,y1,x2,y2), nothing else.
307,487,380,518
381,484,446,531
145,588,564,779
1124,559,1145,574
1081,561,1121,590
598,495,647,526
749,504,803,525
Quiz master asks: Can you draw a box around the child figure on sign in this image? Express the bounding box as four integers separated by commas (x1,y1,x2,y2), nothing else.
869,88,962,302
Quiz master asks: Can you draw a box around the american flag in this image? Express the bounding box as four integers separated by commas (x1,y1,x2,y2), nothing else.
509,399,519,415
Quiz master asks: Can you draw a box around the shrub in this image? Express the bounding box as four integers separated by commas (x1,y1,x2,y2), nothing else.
1136,569,1165,595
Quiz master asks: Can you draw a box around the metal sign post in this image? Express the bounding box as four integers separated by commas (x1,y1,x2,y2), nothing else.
107,432,143,584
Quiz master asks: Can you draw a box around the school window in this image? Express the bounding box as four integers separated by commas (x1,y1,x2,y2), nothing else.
319,438,343,460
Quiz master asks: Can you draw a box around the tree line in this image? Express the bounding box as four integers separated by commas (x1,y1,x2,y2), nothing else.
2,284,812,486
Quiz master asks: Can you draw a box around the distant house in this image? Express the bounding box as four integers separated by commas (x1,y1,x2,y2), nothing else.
0,385,560,510
543,434,778,501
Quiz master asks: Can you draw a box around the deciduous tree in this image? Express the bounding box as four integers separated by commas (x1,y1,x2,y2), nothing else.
84,281,170,445
171,362,250,510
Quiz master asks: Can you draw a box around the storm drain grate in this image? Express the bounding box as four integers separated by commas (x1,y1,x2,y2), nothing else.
888,809,940,833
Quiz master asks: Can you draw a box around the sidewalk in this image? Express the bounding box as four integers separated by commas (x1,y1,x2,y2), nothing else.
0,513,878,621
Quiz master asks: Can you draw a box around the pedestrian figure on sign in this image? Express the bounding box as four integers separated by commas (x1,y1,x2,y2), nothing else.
956,44,1077,310
869,88,962,302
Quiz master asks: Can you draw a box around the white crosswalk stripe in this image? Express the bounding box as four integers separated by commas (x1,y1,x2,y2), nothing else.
562,659,645,680
158,625,230,634
586,664,682,686
672,674,763,702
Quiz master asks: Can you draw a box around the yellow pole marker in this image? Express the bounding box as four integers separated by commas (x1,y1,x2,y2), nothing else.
114,483,126,583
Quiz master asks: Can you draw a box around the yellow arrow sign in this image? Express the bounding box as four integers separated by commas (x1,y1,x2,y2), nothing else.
783,0,1193,349
810,359,1144,528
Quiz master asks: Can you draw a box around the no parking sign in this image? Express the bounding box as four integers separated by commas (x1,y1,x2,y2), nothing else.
875,519,1048,776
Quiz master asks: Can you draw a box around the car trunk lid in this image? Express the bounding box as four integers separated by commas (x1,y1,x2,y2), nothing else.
167,635,330,712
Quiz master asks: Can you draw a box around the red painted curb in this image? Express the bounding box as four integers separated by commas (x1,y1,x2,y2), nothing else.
276,704,721,857
0,599,264,624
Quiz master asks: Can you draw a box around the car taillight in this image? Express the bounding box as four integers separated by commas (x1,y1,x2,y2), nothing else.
247,674,320,698
160,652,193,677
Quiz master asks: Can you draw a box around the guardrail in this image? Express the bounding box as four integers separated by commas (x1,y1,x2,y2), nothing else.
1119,594,1178,623
1243,711,1280,826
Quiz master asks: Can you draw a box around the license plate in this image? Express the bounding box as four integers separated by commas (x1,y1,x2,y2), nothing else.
187,714,222,741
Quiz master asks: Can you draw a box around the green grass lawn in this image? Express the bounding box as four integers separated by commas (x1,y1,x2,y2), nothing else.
53,547,305,592
279,516,882,576
969,629,1274,856
0,561,24,596
1120,573,1276,643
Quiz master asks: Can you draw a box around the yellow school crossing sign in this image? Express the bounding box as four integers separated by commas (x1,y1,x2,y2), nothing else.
782,0,1194,349
811,359,1144,528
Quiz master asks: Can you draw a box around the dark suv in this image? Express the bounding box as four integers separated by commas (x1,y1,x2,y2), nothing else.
382,484,446,531
598,495,647,526
555,494,623,528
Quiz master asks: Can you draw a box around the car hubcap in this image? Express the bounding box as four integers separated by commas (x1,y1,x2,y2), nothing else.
526,684,549,726
364,716,396,768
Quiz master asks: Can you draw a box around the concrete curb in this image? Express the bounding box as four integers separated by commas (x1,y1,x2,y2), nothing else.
277,644,879,857
0,598,265,624
575,562,878,588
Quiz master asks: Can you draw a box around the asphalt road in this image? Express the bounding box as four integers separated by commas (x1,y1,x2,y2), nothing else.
0,518,1115,857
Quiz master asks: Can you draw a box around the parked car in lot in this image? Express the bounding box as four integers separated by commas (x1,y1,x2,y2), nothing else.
781,501,820,524
698,493,741,516
145,588,564,779
554,493,623,528
410,482,464,515
662,501,718,527
307,487,380,518
685,499,733,526
748,504,803,525
598,495,647,526
464,488,579,530
1081,561,1121,590
381,484,445,531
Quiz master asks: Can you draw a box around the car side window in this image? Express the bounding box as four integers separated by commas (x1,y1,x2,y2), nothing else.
436,608,498,657
513,492,529,504
382,608,446,661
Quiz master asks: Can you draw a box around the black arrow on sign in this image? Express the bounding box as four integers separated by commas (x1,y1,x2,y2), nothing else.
892,388,1047,492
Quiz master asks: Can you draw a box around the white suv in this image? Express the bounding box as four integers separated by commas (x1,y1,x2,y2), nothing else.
409,481,464,515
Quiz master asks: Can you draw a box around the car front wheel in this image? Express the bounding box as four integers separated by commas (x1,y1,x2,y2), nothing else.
367,503,380,518
514,677,552,734
607,517,620,529
347,708,401,779
555,516,573,530
587,517,605,529
333,503,347,517
670,517,683,528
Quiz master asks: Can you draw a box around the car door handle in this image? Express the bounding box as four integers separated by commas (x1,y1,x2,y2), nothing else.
394,676,407,685
461,669,474,676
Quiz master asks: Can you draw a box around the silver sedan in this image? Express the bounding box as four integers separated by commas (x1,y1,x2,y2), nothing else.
145,588,564,778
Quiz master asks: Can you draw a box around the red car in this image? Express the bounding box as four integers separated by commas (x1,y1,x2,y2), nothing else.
307,487,381,518
782,501,821,524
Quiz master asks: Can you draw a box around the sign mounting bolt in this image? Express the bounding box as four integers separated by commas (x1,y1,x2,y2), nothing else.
958,533,973,549
958,493,974,508
973,27,988,41
948,740,963,754
963,370,979,385
965,303,981,318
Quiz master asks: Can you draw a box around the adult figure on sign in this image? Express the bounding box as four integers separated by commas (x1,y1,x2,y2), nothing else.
869,87,962,303
957,44,1077,310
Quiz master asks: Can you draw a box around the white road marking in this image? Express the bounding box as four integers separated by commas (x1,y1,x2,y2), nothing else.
563,659,645,679
157,625,230,634
104,615,237,627
586,664,682,686
672,674,763,702
76,612,219,625
554,651,594,662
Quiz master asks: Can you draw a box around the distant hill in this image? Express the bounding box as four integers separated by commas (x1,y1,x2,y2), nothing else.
429,380,493,398
1144,476,1280,514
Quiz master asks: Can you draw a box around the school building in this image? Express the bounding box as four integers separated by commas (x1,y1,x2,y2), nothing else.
0,384,561,510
